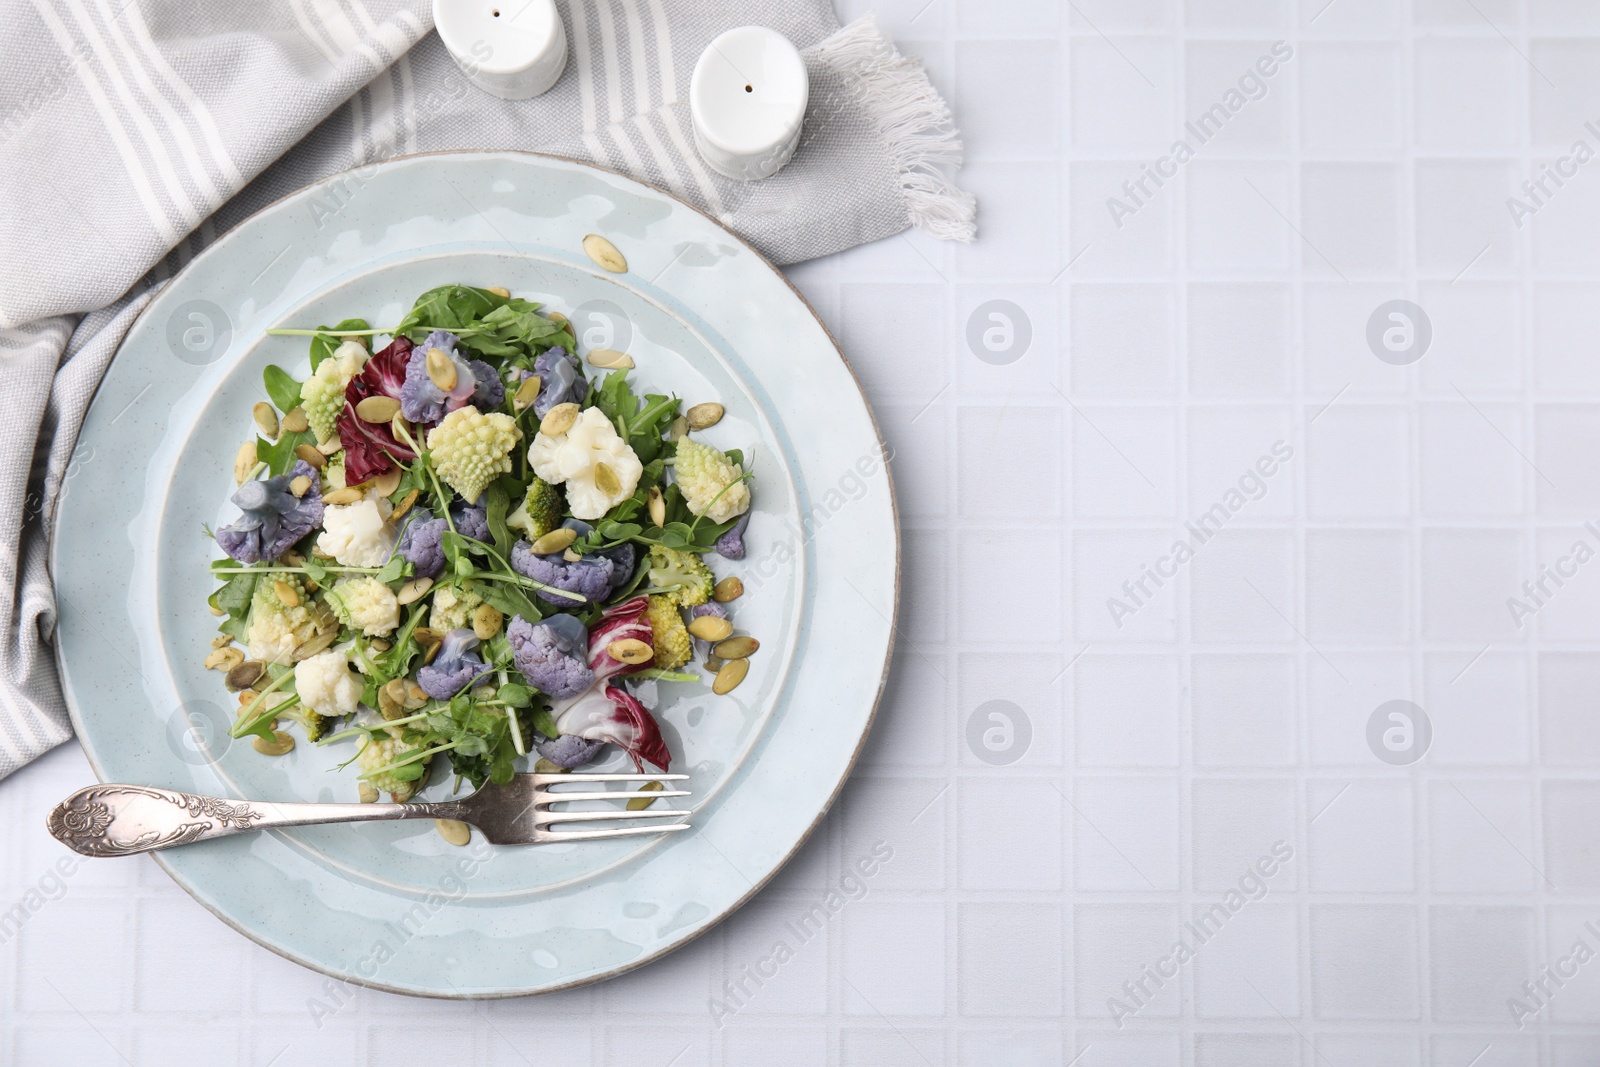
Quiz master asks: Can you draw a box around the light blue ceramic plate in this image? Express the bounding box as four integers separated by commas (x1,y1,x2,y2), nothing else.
51,152,898,997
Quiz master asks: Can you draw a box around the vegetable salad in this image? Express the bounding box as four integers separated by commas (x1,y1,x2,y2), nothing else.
206,284,754,803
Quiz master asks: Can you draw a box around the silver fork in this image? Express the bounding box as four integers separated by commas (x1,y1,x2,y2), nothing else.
46,773,692,857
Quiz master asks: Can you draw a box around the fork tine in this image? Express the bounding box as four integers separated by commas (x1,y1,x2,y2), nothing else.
539,790,691,804
541,808,691,824
542,823,691,841
537,773,689,783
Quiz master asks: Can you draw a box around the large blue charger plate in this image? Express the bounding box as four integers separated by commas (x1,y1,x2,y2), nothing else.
50,151,898,997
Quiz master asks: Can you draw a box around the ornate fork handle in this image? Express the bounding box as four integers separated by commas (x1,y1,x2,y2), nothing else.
47,784,467,857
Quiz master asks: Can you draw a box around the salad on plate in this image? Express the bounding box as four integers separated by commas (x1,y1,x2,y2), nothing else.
202,284,755,816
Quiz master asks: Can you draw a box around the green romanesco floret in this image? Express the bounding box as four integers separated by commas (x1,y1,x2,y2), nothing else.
429,584,484,631
425,406,521,505
278,704,329,744
358,726,430,801
645,595,692,669
325,576,400,636
647,545,713,608
246,574,336,664
300,340,368,444
673,437,751,523
506,477,565,540
323,452,347,491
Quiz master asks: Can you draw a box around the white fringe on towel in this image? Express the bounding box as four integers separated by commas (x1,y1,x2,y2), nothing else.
811,15,979,242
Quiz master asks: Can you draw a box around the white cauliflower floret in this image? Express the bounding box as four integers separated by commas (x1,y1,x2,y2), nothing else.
299,340,367,444
673,437,751,523
429,584,483,631
528,406,643,519
426,405,521,504
316,499,396,567
293,649,363,717
325,576,399,636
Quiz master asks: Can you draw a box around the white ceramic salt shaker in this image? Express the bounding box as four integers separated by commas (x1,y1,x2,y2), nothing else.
690,26,809,182
433,0,568,101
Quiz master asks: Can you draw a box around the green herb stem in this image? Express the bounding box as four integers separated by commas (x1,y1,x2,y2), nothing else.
359,739,460,780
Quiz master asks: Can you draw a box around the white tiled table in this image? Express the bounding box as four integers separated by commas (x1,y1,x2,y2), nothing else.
8,1,1600,1063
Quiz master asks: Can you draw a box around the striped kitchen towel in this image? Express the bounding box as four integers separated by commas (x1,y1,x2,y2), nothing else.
0,0,974,779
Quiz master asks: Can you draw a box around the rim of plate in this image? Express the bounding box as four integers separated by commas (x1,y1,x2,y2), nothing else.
49,149,902,998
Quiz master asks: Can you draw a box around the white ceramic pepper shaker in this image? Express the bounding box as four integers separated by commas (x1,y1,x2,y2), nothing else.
689,26,809,182
433,0,568,101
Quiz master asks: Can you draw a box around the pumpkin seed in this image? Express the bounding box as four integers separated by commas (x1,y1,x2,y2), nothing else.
390,488,420,522
425,347,458,392
531,527,577,555
252,730,295,756
396,577,433,605
713,635,759,660
204,646,244,672
209,602,226,617
606,638,653,665
369,638,392,653
238,690,256,707
414,627,444,665
293,630,339,659
547,311,568,326
226,660,266,691
563,548,583,562
512,374,542,412
594,462,621,496
321,487,362,506
435,819,471,846
485,285,511,299
288,475,312,497
686,402,724,430
713,657,749,695
379,678,408,719
233,441,258,485
373,468,402,496
688,615,733,642
356,395,400,423
647,486,666,527
534,758,570,774
665,416,689,442
404,683,429,709
586,348,634,370
713,576,743,602
539,402,580,437
627,781,665,811
704,656,725,672
391,413,413,445
210,634,233,649
582,233,628,273
281,407,310,434
294,443,326,469
316,434,344,456
473,603,504,640
252,401,280,440
358,781,379,804
471,683,497,701
273,580,300,607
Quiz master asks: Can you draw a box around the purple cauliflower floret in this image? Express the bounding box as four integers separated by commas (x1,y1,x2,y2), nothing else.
536,733,607,768
506,613,593,698
452,501,489,541
399,330,505,423
395,507,447,579
689,602,729,662
509,520,636,605
532,346,589,418
416,628,492,699
715,511,750,560
215,460,324,564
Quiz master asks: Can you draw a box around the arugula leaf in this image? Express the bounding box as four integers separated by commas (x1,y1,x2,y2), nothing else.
256,430,313,476
476,299,564,352
309,318,371,370
485,480,513,560
211,570,257,642
394,285,507,339
475,578,542,625
531,707,559,739
263,365,303,414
